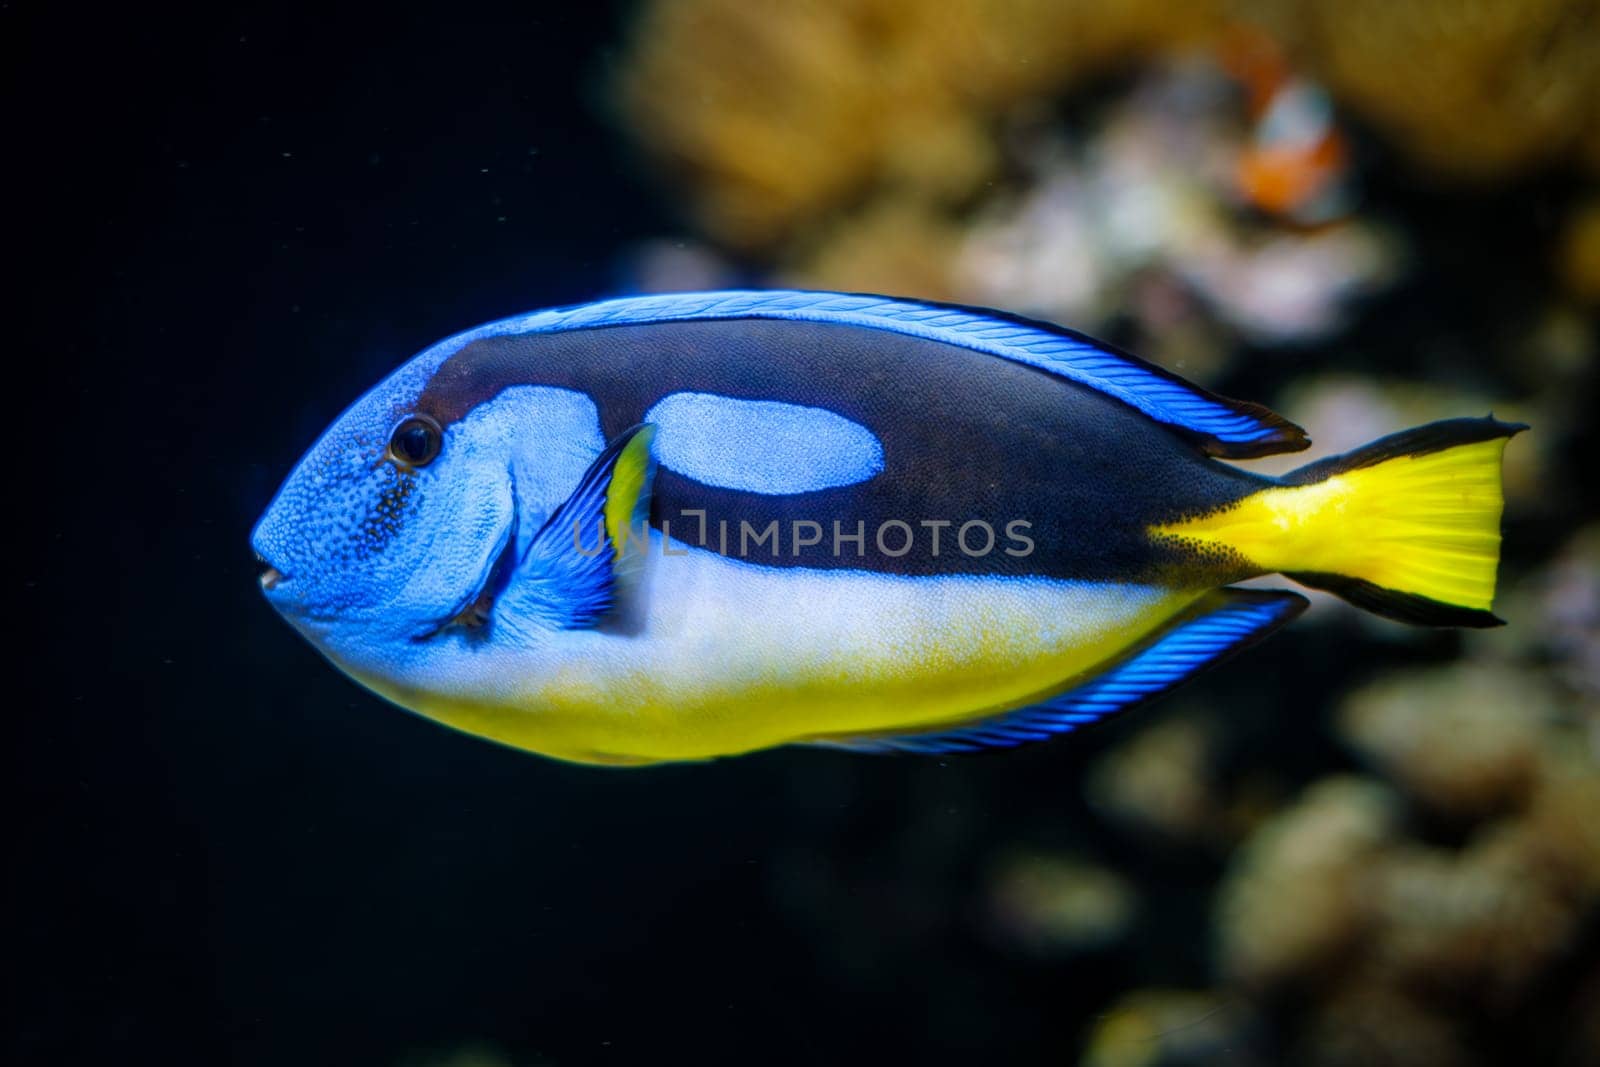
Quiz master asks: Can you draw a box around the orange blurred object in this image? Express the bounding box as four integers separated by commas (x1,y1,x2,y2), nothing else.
1238,132,1348,220
1221,26,1351,223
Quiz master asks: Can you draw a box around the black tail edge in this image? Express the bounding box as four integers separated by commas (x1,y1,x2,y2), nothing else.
1282,416,1528,486
1286,571,1506,628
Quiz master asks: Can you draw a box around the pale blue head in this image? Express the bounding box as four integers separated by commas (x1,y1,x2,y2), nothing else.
250,327,608,689
250,357,510,680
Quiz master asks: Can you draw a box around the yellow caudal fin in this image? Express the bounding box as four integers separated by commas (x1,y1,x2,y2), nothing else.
1156,418,1526,627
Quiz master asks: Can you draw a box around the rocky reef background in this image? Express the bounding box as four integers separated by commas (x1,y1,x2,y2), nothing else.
11,1,1596,1065
607,2,1599,1064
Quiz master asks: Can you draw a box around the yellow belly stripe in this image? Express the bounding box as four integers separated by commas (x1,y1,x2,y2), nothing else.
394,550,1201,765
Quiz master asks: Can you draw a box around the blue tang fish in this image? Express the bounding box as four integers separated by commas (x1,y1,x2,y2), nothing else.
252,290,1522,765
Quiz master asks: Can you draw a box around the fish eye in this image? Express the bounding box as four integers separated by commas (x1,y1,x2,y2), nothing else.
389,415,442,467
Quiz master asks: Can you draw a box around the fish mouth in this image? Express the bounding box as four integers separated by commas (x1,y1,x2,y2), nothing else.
254,551,290,593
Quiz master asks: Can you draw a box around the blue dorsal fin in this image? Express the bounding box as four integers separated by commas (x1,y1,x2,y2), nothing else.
811,589,1308,755
496,424,656,631
472,290,1309,459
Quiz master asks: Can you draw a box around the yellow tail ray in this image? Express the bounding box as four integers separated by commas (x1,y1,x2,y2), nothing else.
1155,418,1524,627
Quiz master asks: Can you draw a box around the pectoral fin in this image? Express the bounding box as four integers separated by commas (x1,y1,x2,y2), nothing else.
809,588,1307,754
498,424,657,631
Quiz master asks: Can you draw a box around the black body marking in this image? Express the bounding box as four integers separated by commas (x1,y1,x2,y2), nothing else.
418,319,1271,581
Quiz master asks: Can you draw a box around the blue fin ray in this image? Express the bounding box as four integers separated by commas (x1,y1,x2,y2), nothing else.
812,588,1308,755
485,290,1308,459
497,425,656,631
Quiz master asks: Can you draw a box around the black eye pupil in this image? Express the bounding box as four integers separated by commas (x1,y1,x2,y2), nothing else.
390,417,441,466
397,428,431,461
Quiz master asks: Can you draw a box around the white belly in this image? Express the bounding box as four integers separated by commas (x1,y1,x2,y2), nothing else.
381,544,1197,764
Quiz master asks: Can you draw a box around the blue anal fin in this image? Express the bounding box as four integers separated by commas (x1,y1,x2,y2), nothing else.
813,588,1308,755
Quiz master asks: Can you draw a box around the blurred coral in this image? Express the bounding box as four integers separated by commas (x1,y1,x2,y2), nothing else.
614,0,1220,251
617,5,1410,355
1559,196,1600,303
609,5,1600,1062
1092,719,1598,1063
1215,776,1398,988
1085,712,1228,845
783,200,968,303
1206,624,1600,1061
616,0,1599,258
941,61,1396,351
1080,989,1259,1067
1296,986,1475,1067
1497,525,1600,700
985,851,1136,956
620,239,741,294
1258,0,1600,182
1338,666,1554,818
